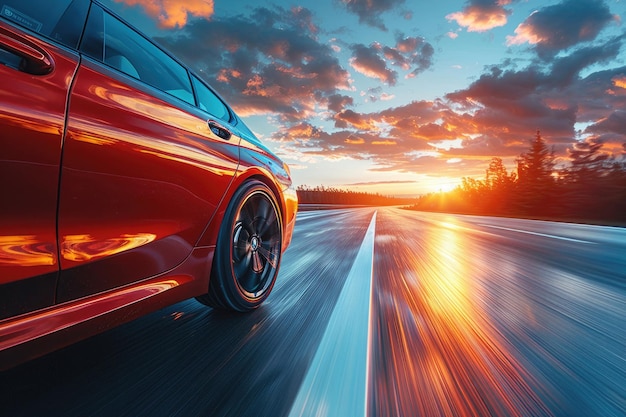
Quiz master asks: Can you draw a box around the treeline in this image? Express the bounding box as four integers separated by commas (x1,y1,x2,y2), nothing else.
296,185,419,206
411,132,626,225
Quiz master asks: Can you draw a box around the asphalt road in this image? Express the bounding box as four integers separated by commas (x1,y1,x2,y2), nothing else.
2,208,625,417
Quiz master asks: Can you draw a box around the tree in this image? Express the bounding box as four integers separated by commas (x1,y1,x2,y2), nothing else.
484,157,516,213
514,131,556,215
563,138,610,185
561,138,616,219
406,131,626,225
486,157,510,190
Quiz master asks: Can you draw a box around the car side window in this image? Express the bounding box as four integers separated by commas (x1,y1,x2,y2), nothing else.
80,4,195,105
191,75,231,122
0,0,88,49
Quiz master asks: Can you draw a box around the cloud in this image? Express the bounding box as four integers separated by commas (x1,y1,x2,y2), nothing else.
275,99,478,176
613,75,626,90
445,36,626,158
339,0,406,31
369,154,489,177
548,37,623,87
361,87,383,102
273,45,623,180
445,65,577,149
271,122,326,146
114,0,214,28
349,36,434,84
446,0,512,32
146,1,625,181
284,33,626,178
326,94,355,113
156,6,350,121
334,109,378,130
586,111,626,135
506,0,616,57
394,36,435,77
350,43,397,84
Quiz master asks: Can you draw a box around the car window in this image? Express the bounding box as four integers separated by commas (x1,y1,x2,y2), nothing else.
191,75,231,122
80,4,195,105
0,0,88,49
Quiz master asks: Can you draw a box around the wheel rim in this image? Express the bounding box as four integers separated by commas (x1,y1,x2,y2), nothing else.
231,190,281,298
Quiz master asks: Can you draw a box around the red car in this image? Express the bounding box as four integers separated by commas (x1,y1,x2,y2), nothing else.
0,0,297,369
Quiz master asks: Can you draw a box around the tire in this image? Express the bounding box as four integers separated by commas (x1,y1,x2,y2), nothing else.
197,180,283,311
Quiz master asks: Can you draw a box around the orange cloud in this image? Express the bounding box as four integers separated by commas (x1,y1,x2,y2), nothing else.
242,74,282,98
507,19,545,46
613,75,626,89
505,0,615,54
349,57,395,85
335,109,377,130
345,137,365,145
216,68,243,83
446,4,510,32
115,0,214,28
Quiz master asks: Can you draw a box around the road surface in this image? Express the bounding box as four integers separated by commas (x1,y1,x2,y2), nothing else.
2,208,625,417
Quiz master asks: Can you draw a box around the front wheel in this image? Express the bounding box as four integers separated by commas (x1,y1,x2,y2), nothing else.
197,180,283,311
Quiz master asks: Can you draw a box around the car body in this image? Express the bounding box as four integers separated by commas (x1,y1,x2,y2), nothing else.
0,0,297,370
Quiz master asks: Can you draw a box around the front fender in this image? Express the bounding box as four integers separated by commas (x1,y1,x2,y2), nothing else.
195,144,297,251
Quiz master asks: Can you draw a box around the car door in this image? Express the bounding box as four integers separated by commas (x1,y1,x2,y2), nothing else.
0,0,88,319
56,4,241,302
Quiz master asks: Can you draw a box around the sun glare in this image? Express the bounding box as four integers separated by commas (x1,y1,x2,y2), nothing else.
435,181,458,193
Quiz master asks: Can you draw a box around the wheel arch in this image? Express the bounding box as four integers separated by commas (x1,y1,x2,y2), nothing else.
195,166,286,249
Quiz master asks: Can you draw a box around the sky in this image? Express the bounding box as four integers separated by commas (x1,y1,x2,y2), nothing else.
101,0,626,196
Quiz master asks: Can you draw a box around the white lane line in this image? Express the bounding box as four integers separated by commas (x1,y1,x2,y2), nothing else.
289,211,377,417
479,223,595,244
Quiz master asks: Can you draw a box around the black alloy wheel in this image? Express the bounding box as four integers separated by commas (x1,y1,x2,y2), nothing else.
197,180,283,311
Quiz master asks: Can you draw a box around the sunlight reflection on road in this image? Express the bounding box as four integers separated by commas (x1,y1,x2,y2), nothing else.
372,211,554,416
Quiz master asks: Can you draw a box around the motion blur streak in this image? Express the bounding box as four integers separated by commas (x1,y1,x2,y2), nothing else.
372,209,549,417
2,208,624,417
289,212,376,417
370,209,626,417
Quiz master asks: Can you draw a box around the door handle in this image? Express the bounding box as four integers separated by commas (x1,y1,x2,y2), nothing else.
208,120,232,140
0,29,54,75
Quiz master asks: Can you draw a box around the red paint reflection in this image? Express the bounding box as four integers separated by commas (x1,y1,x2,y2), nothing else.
0,276,185,351
0,235,55,267
62,233,156,262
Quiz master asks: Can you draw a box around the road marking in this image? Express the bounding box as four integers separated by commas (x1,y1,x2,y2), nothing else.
479,224,595,244
289,211,377,417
